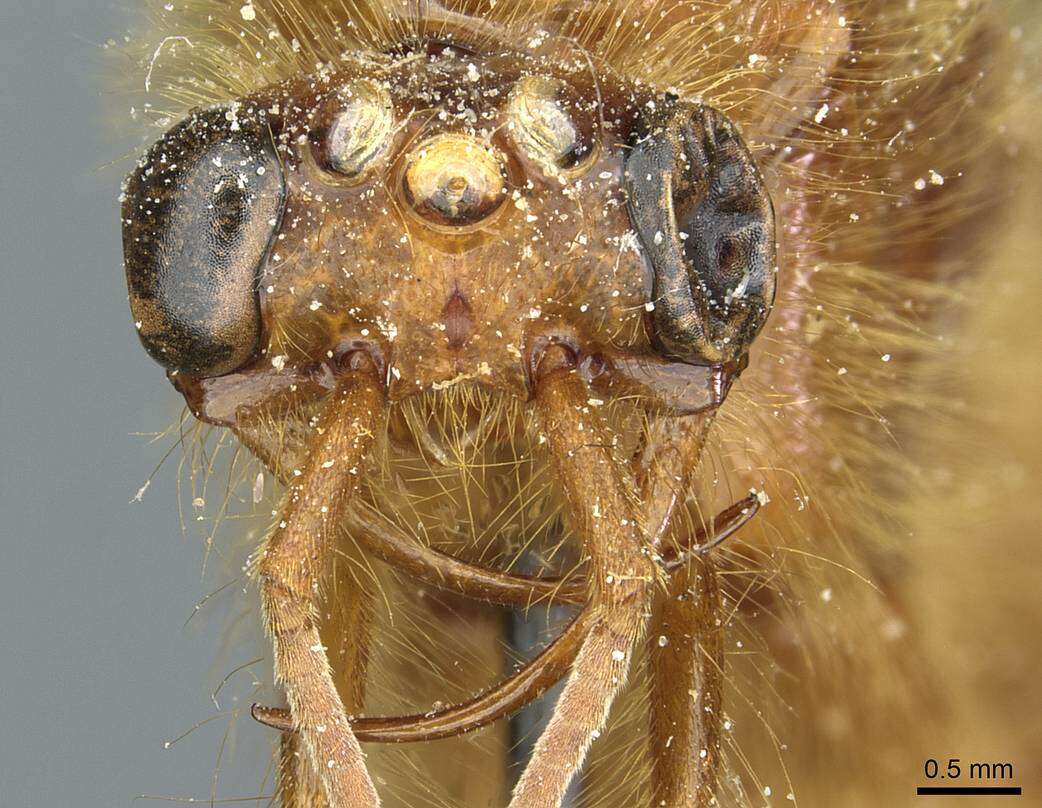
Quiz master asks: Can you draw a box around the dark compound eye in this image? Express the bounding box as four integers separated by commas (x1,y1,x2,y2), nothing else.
122,105,286,377
624,100,776,366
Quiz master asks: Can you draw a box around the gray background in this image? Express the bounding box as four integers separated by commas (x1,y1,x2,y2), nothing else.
0,3,273,805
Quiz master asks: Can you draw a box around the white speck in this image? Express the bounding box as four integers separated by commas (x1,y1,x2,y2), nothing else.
814,103,830,124
611,649,626,662
700,748,708,758
240,3,256,22
528,307,542,319
755,489,771,506
914,177,927,191
653,230,664,245
820,588,833,603
310,642,328,653
271,355,288,371
881,353,891,362
130,480,151,504
929,169,945,185
837,366,848,375
764,786,772,797
309,300,322,311
883,617,907,640
252,473,264,504
644,301,656,312
657,635,669,647
466,63,480,82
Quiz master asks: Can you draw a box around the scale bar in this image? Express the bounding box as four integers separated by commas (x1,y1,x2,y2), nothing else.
917,786,1021,796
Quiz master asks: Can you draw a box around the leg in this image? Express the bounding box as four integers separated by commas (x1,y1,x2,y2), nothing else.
258,355,384,808
508,345,657,808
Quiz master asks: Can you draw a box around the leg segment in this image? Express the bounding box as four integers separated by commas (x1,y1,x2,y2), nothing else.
508,345,657,808
258,358,384,808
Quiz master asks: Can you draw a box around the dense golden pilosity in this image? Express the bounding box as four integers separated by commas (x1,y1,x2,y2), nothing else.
117,2,1042,806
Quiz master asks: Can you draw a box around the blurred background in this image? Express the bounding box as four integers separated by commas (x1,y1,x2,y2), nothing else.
0,2,1039,807
0,2,273,805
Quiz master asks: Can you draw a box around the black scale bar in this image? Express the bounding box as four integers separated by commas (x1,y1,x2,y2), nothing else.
917,786,1022,796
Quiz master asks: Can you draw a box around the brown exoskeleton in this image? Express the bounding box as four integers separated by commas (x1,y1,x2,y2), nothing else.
122,19,773,807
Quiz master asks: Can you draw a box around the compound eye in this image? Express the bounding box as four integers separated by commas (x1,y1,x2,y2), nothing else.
624,101,776,365
311,80,395,181
122,105,286,377
506,76,595,173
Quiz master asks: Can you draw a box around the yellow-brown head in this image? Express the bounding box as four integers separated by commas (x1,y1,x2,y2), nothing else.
122,34,775,424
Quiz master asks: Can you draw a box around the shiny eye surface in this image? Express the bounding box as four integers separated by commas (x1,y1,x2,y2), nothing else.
402,135,508,230
506,76,595,173
624,100,776,365
311,80,396,181
122,105,286,377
